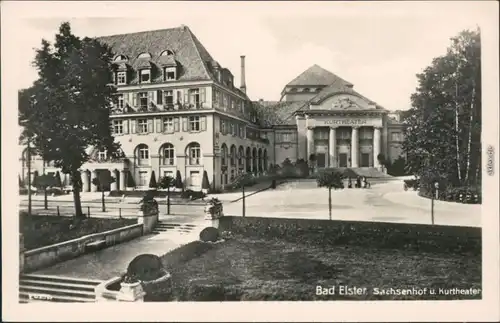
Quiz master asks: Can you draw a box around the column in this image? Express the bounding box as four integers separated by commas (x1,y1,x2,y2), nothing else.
90,170,98,192
306,127,314,161
110,170,118,191
120,170,127,191
81,170,90,192
351,127,359,168
373,127,382,169
329,127,337,167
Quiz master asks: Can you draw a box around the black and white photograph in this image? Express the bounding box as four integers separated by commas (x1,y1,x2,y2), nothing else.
2,1,499,322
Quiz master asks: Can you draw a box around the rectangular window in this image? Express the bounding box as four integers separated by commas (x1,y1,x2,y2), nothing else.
164,90,174,106
97,150,107,161
220,120,226,134
231,99,235,110
189,146,201,165
139,69,151,83
283,133,290,142
391,132,402,141
230,123,235,136
112,120,123,134
156,90,163,105
117,72,127,85
117,94,124,110
138,118,148,133
164,67,176,81
162,146,175,166
163,117,174,132
139,92,148,110
163,171,174,178
189,116,200,131
189,89,200,107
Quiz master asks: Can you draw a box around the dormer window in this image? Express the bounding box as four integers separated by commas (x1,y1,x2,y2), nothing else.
97,148,107,161
139,69,151,83
160,50,175,56
137,52,151,59
116,71,127,85
114,55,128,62
303,88,310,93
164,67,176,81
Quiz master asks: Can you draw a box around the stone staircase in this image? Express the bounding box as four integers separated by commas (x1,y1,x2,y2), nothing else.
318,167,392,179
152,222,201,235
19,274,103,303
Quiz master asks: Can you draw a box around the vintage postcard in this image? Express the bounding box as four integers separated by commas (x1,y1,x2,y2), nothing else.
2,0,499,322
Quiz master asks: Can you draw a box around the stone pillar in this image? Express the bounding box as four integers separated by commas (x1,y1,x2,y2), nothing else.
81,170,90,192
351,127,359,168
373,127,382,169
90,170,98,192
329,126,337,167
306,127,314,161
110,169,118,191
120,170,127,191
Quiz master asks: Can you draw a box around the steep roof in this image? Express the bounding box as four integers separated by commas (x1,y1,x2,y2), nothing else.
97,26,215,83
253,101,308,127
286,64,353,87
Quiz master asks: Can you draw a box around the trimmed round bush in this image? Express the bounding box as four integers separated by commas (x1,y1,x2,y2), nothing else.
127,254,164,282
199,227,219,242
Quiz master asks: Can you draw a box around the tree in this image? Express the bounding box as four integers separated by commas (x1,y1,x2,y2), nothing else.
35,174,57,210
202,170,210,191
91,171,115,212
175,170,183,191
316,171,344,220
19,22,123,217
387,156,407,176
158,175,174,215
149,171,157,188
403,28,481,191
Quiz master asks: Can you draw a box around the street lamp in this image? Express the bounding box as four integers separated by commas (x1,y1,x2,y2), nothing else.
431,181,439,225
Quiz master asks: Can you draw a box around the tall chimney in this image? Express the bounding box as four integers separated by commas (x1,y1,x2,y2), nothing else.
240,55,246,94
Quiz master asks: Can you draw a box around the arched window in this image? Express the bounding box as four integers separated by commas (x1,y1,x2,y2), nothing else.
230,145,237,167
160,143,175,166
263,150,268,171
136,144,150,166
160,50,175,56
238,146,244,167
258,149,263,172
246,147,252,172
186,142,201,165
221,144,228,166
137,52,152,59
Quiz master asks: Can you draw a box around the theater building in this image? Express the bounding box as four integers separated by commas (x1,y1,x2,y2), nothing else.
19,25,404,191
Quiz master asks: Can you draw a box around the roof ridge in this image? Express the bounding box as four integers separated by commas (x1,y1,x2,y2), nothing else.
96,26,183,39
185,26,214,82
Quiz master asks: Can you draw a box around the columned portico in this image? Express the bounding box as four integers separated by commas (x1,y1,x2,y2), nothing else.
351,126,359,168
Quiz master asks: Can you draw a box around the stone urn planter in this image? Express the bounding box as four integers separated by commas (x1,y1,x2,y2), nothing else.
204,198,224,220
118,277,146,302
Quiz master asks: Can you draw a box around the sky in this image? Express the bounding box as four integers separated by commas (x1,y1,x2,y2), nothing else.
7,1,493,111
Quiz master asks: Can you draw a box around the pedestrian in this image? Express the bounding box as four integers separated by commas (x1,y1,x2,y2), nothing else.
356,176,361,188
348,177,353,188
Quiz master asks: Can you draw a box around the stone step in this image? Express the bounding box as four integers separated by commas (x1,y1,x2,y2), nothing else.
20,279,97,292
19,284,96,299
20,274,102,286
19,291,93,303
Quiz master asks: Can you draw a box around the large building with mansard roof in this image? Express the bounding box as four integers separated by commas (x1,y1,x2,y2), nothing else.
20,25,405,191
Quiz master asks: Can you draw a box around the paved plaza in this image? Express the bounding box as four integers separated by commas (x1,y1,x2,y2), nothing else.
24,177,480,280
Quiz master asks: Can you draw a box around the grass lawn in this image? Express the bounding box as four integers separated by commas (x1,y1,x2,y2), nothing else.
20,215,137,250
157,236,481,301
